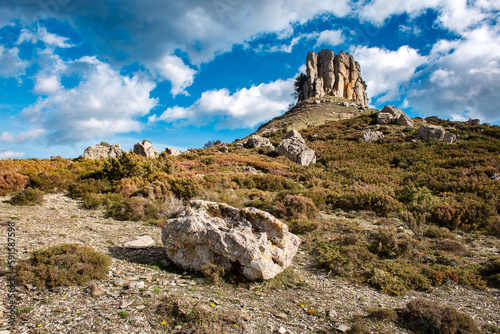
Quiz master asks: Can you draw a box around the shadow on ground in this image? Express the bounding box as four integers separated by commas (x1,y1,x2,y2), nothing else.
107,246,167,266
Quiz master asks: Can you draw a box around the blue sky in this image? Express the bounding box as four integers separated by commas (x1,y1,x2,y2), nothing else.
0,0,499,159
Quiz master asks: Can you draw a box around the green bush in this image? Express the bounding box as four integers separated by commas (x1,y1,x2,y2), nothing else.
481,257,500,288
367,307,397,322
0,171,28,195
16,244,110,287
401,298,480,334
9,187,44,206
275,194,318,220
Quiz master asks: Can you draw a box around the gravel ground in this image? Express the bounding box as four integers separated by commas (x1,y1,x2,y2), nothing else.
0,194,499,334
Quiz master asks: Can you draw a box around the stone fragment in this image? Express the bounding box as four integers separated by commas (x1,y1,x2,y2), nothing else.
128,281,145,290
134,140,158,158
165,147,181,156
362,129,384,143
244,135,275,150
123,235,155,248
87,283,104,297
419,125,446,140
218,144,229,153
83,143,123,160
161,200,301,280
376,105,413,127
277,130,316,166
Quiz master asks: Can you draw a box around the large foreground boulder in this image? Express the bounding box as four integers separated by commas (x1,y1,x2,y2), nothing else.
161,200,301,280
134,140,159,158
244,135,275,150
83,143,123,160
277,130,316,166
362,129,384,143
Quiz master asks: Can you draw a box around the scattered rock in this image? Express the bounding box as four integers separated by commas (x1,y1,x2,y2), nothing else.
218,144,229,153
377,105,413,126
83,143,123,160
123,235,156,249
113,279,128,287
362,129,384,143
336,324,350,332
444,132,457,144
128,281,145,290
241,166,259,174
142,290,154,298
467,118,480,125
244,135,275,150
133,140,158,158
302,49,368,106
455,123,465,130
123,235,155,248
165,147,181,156
161,200,301,280
86,283,105,297
419,124,446,140
274,312,288,319
491,173,500,180
277,130,316,166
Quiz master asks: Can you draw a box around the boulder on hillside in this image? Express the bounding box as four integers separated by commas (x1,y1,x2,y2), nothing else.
218,144,229,153
84,143,123,160
362,129,384,143
377,105,414,127
165,147,181,156
161,200,301,280
244,135,275,150
134,140,158,158
443,132,457,144
277,130,316,166
419,125,446,140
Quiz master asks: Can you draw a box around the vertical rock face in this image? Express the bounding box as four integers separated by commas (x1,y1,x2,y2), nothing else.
302,49,368,106
83,143,123,160
134,140,159,158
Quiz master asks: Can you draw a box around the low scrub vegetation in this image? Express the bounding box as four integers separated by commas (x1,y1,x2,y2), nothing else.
16,244,110,287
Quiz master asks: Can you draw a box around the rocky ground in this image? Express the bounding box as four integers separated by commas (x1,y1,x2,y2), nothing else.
0,194,499,334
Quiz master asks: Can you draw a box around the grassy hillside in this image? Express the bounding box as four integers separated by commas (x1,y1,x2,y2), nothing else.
1,114,499,297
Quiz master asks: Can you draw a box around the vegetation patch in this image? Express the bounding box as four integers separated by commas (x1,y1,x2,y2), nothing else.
8,187,45,206
16,244,110,287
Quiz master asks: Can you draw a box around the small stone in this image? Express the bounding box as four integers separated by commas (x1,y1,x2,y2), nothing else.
123,235,155,248
120,301,134,309
123,289,139,294
240,313,251,321
135,305,146,310
128,281,145,290
87,283,104,297
277,326,287,334
142,290,154,298
210,298,220,305
336,324,350,332
174,325,182,330
113,279,128,287
275,312,288,319
328,309,337,319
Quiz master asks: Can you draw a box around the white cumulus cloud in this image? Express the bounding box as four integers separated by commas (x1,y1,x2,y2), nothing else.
0,128,45,143
0,150,25,160
17,25,73,48
0,45,28,77
155,54,197,96
22,56,158,144
352,45,428,103
149,78,295,128
314,29,345,47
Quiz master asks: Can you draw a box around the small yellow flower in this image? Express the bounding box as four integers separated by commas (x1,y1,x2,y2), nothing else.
37,324,42,328
210,303,216,307
233,324,238,328
161,320,166,325
76,310,81,315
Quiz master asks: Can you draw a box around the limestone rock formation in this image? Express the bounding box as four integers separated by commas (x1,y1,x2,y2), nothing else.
245,135,275,150
165,147,181,156
302,49,368,106
444,132,457,144
134,140,158,158
419,125,446,140
277,130,316,166
377,105,413,127
83,143,123,160
218,144,229,153
362,129,384,143
161,200,301,280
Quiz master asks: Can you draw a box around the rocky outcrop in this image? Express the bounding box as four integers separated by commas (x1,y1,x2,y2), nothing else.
165,147,181,156
161,200,301,280
218,144,229,153
134,140,158,158
245,135,275,150
277,130,316,166
83,143,123,160
419,125,446,140
377,105,413,127
362,129,384,143
302,49,368,106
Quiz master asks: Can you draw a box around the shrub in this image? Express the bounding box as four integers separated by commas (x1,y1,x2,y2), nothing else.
423,226,455,240
369,227,413,258
287,219,320,234
275,195,319,220
200,261,226,284
401,298,481,334
68,178,110,199
481,257,500,288
435,239,468,256
9,188,44,206
367,268,408,296
0,171,28,195
16,244,110,287
367,307,397,322
347,315,368,334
